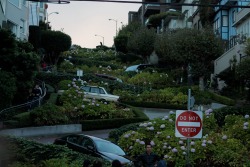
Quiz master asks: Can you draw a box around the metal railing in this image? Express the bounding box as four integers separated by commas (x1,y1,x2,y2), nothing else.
0,80,47,129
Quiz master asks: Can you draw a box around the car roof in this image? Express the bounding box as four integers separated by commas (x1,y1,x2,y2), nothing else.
125,64,153,72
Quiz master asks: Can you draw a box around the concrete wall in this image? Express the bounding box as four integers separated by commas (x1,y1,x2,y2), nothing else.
0,124,82,137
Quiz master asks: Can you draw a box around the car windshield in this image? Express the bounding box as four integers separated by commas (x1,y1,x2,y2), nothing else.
95,140,125,155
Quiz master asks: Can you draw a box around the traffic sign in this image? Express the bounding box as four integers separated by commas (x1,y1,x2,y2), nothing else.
175,110,203,138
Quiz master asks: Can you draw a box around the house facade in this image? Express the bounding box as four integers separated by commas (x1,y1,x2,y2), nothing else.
214,1,250,89
0,0,46,40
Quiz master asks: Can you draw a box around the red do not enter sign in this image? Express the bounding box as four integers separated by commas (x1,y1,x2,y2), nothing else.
175,110,203,138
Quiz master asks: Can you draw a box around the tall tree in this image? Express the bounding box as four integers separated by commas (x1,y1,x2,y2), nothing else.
114,21,141,54
155,28,223,88
41,30,71,65
127,27,156,62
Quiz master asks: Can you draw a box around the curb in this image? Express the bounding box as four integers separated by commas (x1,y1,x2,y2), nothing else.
0,124,82,137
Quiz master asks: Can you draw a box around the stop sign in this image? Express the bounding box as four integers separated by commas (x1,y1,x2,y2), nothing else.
175,110,203,138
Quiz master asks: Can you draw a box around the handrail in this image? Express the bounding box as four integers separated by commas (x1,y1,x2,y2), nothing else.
0,81,47,122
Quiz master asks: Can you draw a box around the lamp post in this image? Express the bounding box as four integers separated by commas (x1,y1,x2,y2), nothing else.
46,12,59,30
95,34,104,45
108,18,118,36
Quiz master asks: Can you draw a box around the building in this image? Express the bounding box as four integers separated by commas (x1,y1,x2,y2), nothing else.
214,1,250,89
0,0,47,40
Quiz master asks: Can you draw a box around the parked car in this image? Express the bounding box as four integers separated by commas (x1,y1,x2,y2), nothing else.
125,64,154,72
54,134,132,165
95,73,123,83
81,85,119,102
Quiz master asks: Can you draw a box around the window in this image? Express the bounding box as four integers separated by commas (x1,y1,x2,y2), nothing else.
232,11,236,23
99,88,105,94
40,2,44,8
90,87,99,94
81,86,90,92
9,0,19,7
20,19,25,34
222,16,228,26
7,20,17,36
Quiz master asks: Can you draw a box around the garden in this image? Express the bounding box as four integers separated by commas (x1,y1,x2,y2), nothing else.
1,27,250,166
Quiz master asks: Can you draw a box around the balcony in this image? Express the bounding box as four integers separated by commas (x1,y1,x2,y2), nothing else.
233,3,250,27
144,4,161,17
214,44,245,75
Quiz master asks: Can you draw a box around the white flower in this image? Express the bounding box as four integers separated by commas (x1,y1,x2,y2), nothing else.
96,103,100,106
160,124,165,129
222,135,227,140
245,114,249,119
167,135,171,139
81,105,85,108
68,84,71,87
201,143,206,147
131,131,136,134
140,141,145,145
147,122,152,125
244,122,249,126
190,141,195,145
149,127,154,131
157,132,161,135
202,140,207,143
172,148,178,153
164,155,169,159
243,126,248,130
150,141,155,146
179,140,184,145
136,139,140,142
191,148,195,153
181,146,186,150
124,134,129,138
163,145,167,149
74,107,77,110
129,146,133,149
207,140,213,144
183,152,187,155
164,115,169,119
169,111,175,115
168,146,171,149
169,119,173,122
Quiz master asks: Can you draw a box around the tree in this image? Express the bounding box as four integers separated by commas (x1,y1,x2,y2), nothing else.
127,27,156,62
155,28,223,88
236,58,250,100
41,30,71,65
0,71,17,110
114,21,141,54
0,29,40,105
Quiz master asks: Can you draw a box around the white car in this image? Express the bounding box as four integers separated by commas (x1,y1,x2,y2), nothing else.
81,85,119,102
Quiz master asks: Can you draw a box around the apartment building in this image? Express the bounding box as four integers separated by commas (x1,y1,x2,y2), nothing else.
0,0,46,40
214,1,250,77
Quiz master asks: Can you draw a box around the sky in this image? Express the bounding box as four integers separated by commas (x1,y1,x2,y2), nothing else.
47,1,141,49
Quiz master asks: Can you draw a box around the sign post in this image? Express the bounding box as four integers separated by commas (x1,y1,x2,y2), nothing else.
175,89,203,167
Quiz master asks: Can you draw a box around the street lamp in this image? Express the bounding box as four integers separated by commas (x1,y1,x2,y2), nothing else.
108,18,118,36
95,34,104,45
46,12,59,30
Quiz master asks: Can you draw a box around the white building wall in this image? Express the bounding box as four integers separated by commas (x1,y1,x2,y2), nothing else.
5,0,29,40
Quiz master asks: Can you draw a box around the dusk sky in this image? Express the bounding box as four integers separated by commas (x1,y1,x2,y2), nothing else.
47,1,141,48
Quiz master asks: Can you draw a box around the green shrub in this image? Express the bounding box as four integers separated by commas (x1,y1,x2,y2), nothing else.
30,103,68,126
47,93,58,104
58,80,72,90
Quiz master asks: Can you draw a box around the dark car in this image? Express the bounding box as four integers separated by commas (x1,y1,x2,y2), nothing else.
54,134,132,165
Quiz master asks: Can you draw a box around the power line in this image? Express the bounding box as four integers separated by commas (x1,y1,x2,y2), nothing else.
48,0,250,8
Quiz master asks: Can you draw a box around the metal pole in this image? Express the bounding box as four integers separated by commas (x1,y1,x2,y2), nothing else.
186,89,191,167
